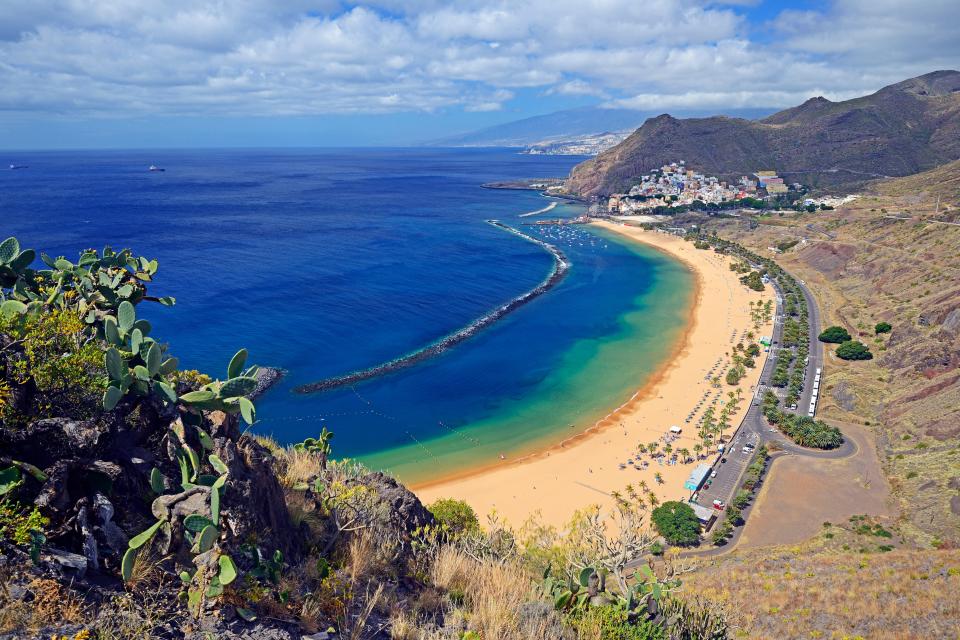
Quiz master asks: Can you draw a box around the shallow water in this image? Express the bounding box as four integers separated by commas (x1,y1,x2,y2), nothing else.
0,148,692,484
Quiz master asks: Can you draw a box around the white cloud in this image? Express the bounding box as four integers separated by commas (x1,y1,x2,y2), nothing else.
0,0,956,118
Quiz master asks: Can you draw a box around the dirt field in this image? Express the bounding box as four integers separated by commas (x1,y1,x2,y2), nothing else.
737,421,894,549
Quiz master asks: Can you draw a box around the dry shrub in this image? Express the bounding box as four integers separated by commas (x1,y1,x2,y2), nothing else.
430,546,529,638
347,533,374,585
93,590,181,640
279,447,324,489
285,489,325,538
0,576,87,634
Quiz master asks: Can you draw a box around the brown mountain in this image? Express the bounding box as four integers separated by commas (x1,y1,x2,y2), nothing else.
566,70,960,196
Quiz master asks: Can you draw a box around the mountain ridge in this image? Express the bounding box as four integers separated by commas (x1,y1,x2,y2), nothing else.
429,105,775,147
566,70,960,196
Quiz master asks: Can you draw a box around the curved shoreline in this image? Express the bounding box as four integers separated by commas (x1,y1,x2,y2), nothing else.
415,222,776,528
294,221,569,394
410,227,702,490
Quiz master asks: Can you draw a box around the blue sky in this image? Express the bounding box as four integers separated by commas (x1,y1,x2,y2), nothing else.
0,0,956,149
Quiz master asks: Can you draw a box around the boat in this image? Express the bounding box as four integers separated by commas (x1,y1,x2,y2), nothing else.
148,165,165,172
9,164,28,170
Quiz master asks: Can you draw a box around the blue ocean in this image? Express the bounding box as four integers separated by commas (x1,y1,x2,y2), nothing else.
0,148,691,484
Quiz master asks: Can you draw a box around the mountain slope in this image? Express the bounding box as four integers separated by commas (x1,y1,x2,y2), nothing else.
567,70,960,196
432,105,774,147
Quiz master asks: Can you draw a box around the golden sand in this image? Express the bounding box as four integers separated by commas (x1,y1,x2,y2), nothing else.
416,221,774,528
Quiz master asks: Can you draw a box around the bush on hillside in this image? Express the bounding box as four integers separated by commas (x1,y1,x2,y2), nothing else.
651,501,701,546
819,326,851,343
429,498,479,538
836,340,873,360
875,321,892,334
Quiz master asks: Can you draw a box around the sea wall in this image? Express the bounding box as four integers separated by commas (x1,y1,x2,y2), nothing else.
294,221,569,394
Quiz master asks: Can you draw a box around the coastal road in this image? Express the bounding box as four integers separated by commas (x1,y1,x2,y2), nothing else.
795,277,824,417
624,259,854,563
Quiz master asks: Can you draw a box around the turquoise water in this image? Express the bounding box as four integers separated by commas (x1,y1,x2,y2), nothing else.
0,148,693,485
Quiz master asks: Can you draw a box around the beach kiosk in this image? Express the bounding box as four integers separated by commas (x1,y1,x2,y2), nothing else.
684,463,711,491
669,425,682,434
759,335,772,347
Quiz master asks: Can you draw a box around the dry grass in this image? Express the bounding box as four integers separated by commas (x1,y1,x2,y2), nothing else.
0,576,88,635
430,546,531,639
285,489,325,538
278,447,324,489
709,200,960,545
685,548,960,639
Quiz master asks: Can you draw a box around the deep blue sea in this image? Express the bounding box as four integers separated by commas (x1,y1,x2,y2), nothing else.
0,148,690,484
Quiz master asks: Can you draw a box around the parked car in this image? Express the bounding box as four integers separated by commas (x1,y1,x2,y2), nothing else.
710,471,718,478
712,500,726,510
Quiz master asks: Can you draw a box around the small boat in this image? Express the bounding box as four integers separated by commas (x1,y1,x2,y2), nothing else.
148,165,165,172
9,164,28,170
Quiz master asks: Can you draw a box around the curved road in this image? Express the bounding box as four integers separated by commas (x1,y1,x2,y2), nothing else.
630,258,855,562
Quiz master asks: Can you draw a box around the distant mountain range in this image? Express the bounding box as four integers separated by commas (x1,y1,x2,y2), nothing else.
430,106,775,148
566,70,960,197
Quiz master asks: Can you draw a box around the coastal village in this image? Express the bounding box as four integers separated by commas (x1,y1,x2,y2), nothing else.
604,160,797,215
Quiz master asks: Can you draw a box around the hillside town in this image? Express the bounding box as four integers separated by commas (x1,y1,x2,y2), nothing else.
605,161,799,214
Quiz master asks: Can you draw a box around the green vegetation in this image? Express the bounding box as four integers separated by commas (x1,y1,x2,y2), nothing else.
818,325,851,343
651,501,701,546
874,321,892,334
739,270,765,291
429,498,480,537
761,392,843,448
776,239,799,252
0,498,47,546
836,340,873,360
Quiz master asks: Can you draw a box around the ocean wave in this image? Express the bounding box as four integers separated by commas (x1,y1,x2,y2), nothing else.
294,220,569,394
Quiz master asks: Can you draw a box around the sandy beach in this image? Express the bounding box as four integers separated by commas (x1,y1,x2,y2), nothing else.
416,221,774,528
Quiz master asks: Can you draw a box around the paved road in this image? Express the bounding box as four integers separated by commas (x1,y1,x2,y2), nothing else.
674,264,853,548
624,258,857,564
795,277,824,417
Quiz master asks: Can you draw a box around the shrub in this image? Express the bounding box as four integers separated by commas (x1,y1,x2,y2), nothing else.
818,326,851,343
429,498,479,538
651,501,701,546
0,498,48,545
739,271,764,291
874,321,892,334
836,340,873,361
568,606,665,640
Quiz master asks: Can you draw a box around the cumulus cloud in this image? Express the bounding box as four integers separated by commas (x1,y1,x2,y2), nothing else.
0,0,956,118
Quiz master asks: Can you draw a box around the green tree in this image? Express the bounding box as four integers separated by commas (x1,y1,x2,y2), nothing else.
836,340,873,361
818,326,851,343
651,501,701,546
874,321,892,334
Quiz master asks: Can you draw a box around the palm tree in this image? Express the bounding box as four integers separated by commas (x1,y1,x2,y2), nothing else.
678,447,691,463
638,480,648,492
648,442,659,456
663,443,673,457
654,472,664,485
693,443,704,459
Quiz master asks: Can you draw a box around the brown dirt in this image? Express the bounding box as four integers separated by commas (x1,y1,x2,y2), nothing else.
737,422,893,550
